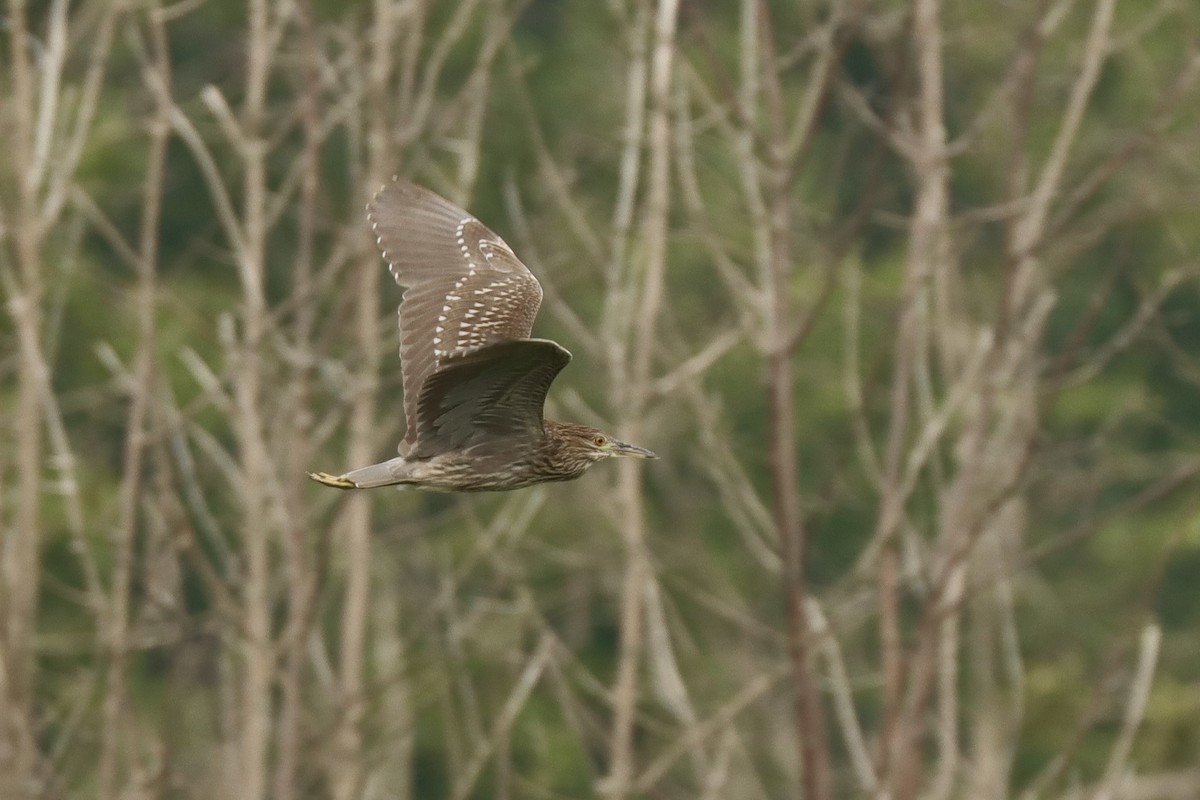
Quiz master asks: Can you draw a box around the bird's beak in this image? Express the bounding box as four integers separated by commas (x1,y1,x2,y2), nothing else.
609,440,658,459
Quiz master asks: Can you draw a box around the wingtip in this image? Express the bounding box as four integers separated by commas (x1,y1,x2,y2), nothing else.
367,174,405,210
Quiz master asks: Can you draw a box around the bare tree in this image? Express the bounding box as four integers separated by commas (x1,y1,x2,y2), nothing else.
2,1,1200,798
1,1,117,795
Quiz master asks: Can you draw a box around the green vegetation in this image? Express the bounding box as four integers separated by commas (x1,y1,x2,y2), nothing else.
2,0,1200,798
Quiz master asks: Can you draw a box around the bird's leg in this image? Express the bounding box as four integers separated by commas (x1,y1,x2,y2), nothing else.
307,471,358,489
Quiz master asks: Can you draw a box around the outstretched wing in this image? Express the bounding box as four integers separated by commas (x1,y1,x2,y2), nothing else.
367,179,544,449
413,339,571,458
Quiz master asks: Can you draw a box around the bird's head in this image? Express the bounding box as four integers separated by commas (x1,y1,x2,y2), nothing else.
550,422,658,467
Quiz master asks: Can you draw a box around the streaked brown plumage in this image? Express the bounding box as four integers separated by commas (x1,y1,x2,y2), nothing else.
308,179,656,492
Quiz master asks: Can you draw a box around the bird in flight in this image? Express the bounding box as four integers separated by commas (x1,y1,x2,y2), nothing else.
308,179,656,492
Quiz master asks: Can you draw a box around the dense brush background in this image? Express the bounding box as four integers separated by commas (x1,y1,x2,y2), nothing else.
2,0,1200,798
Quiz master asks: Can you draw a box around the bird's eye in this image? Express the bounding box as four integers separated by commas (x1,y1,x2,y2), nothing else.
593,435,607,447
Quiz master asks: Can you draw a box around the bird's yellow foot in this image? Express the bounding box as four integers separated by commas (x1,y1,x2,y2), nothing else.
307,471,358,489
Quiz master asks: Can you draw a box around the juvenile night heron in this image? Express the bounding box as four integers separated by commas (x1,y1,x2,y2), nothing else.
308,180,656,492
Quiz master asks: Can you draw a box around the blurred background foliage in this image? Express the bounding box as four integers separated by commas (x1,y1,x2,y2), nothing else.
3,0,1200,798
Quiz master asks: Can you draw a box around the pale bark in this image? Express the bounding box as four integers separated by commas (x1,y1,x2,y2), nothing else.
100,9,170,797
2,1,46,790
604,2,680,798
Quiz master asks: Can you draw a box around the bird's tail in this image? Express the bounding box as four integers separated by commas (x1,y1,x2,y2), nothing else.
307,457,412,490
341,458,411,489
